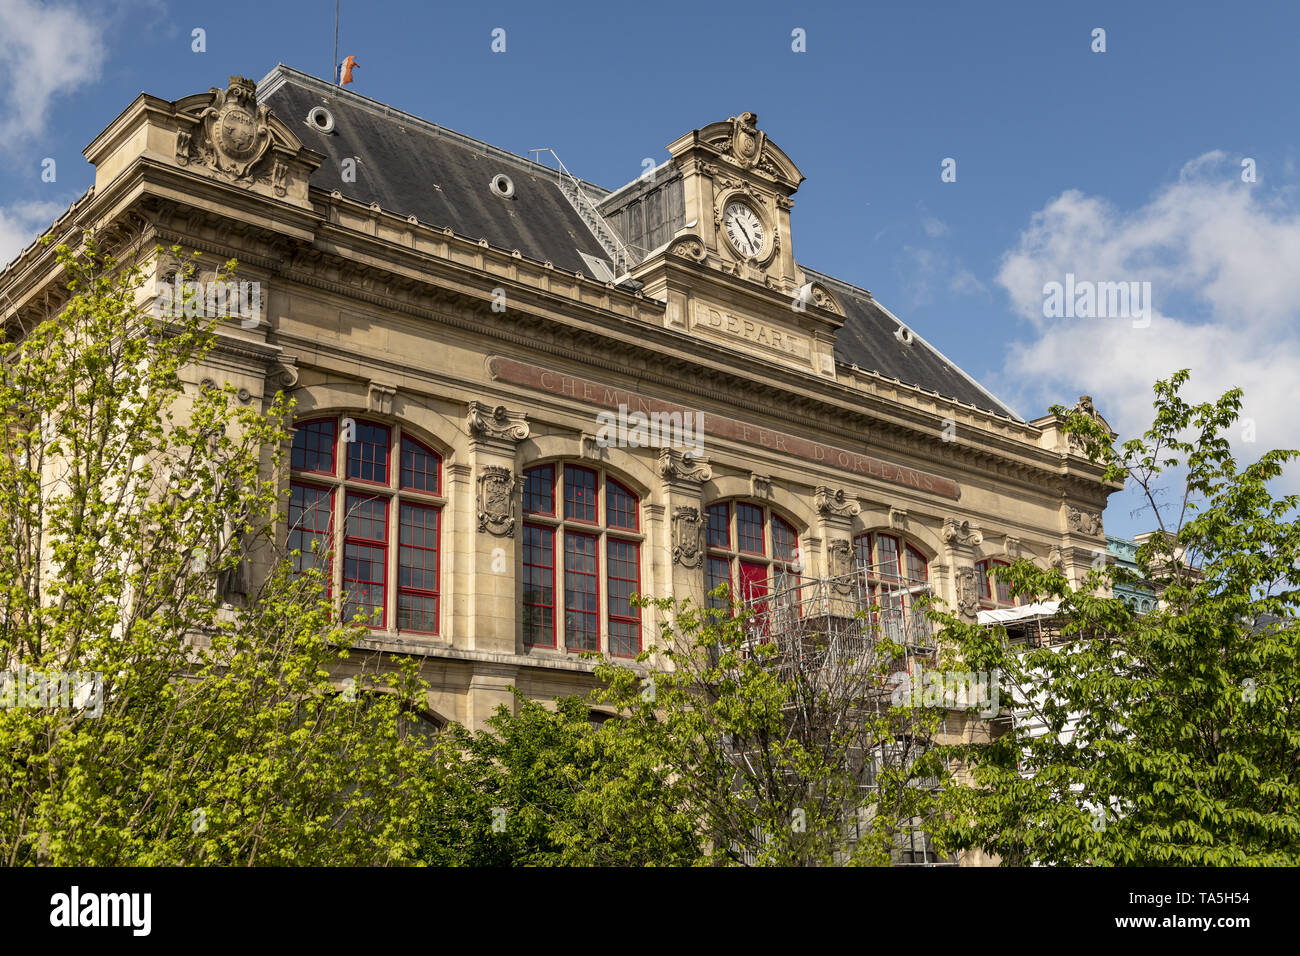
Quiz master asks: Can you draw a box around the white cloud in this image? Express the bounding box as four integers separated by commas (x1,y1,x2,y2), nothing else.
0,0,106,144
921,216,949,239
995,151,1300,489
0,198,67,268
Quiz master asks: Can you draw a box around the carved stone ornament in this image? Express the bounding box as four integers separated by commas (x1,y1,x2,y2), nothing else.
728,111,766,170
814,486,859,518
669,236,707,262
828,539,855,593
467,401,530,443
751,473,773,499
367,382,396,416
672,507,705,568
194,76,273,180
942,517,983,548
1067,507,1103,537
657,447,710,483
476,466,517,536
956,566,979,616
889,507,908,532
1048,547,1065,571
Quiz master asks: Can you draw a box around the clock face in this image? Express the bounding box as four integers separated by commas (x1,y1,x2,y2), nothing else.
723,201,765,258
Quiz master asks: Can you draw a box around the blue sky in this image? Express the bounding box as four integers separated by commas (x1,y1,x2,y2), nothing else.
3,0,1298,538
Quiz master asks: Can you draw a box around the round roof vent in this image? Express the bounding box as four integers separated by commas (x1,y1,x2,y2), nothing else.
306,106,335,133
894,325,914,345
489,173,515,199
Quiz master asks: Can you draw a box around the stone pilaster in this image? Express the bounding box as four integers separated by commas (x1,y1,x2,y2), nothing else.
658,448,711,611
941,517,983,624
466,401,529,655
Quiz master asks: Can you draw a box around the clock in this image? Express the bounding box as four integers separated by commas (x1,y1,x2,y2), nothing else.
722,201,766,258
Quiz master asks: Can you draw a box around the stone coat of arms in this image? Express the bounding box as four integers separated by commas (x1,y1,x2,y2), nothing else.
196,76,273,180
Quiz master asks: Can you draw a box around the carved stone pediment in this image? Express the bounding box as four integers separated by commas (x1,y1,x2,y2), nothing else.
170,75,318,201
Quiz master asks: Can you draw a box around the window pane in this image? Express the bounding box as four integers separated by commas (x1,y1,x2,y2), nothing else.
523,465,554,515
607,539,640,656
876,534,901,581
994,562,1012,604
400,436,440,494
288,482,332,577
976,561,990,600
853,533,872,570
347,421,390,483
606,479,638,531
398,593,438,633
736,503,764,555
343,544,385,624
398,503,439,632
739,561,767,603
706,503,730,549
905,546,928,585
291,419,336,474
523,525,555,646
707,556,731,610
346,493,387,542
564,532,599,651
343,494,387,626
563,465,598,523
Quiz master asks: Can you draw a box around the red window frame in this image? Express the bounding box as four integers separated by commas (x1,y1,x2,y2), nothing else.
346,420,391,486
706,555,732,610
564,531,600,652
523,464,555,516
706,503,730,549
288,480,334,587
606,538,641,657
563,465,599,525
977,559,1014,606
399,434,441,496
291,418,338,476
343,492,388,628
397,501,440,634
605,478,639,532
522,523,556,647
736,503,765,556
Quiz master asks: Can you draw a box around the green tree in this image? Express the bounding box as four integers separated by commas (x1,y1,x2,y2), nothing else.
0,233,435,865
417,693,701,866
932,371,1300,865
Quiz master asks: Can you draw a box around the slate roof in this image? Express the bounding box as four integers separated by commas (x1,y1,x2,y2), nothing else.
257,67,610,275
807,269,1019,418
255,65,1019,420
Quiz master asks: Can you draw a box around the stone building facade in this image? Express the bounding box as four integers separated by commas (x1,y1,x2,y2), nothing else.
1,67,1121,734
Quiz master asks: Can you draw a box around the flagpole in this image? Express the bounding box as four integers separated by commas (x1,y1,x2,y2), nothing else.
332,0,339,84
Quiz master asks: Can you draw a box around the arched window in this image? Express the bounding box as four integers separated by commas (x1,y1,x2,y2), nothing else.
288,416,444,633
704,501,800,609
975,559,1015,608
521,463,643,657
853,531,931,646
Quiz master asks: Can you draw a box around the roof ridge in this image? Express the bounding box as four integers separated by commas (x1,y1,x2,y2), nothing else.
256,64,611,195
